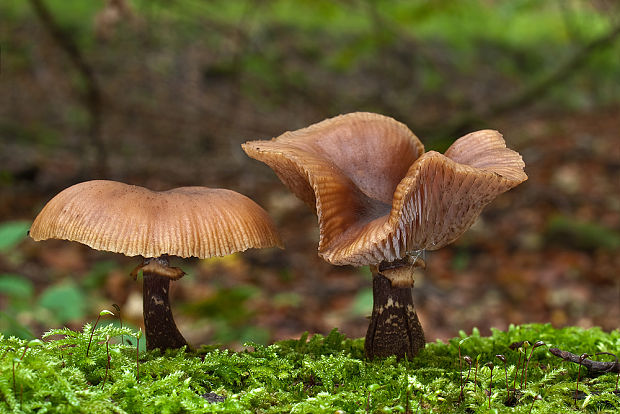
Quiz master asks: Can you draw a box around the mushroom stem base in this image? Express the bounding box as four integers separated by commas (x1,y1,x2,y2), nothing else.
365,272,425,360
143,270,188,351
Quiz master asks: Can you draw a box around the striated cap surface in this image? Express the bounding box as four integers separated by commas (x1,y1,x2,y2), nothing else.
30,180,282,259
243,112,526,266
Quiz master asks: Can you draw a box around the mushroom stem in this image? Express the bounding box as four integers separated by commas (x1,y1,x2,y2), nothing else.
141,256,188,351
365,270,425,360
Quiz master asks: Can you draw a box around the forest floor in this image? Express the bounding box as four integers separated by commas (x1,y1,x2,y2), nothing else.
1,106,619,348
0,1,619,348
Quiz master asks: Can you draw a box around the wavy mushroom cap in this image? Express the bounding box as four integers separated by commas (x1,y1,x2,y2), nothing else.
30,180,282,259
243,112,527,266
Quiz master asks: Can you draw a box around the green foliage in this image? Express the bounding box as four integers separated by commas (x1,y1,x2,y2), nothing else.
546,214,620,251
4,0,619,111
0,221,30,251
0,273,102,339
82,261,118,290
1,324,618,413
38,282,88,323
0,274,34,302
350,287,373,317
0,274,36,339
186,285,270,345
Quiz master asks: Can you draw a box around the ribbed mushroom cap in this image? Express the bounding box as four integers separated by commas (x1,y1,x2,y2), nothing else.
30,180,282,259
243,112,527,266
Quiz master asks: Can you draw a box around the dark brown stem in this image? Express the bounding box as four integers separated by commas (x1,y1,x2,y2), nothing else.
86,314,102,357
574,353,588,403
405,388,410,413
487,363,494,409
495,354,509,395
136,334,140,383
12,360,16,395
464,358,472,387
142,257,188,351
365,271,425,360
523,341,545,389
16,346,28,370
101,337,110,389
520,343,529,389
112,304,123,345
458,346,463,401
474,359,479,392
513,350,522,395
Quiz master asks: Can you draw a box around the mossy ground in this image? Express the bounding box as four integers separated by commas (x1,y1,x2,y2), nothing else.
1,324,618,413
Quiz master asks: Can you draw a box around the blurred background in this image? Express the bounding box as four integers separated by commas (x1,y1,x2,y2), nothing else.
1,0,619,349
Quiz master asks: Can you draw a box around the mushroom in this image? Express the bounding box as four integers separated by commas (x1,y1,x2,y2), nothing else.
29,180,282,351
242,112,526,359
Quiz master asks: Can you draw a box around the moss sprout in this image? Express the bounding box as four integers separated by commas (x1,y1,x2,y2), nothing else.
0,323,618,413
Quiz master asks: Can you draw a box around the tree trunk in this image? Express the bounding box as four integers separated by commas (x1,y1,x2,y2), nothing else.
365,272,425,359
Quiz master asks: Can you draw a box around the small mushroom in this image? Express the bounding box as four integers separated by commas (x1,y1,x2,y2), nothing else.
243,112,526,359
29,180,282,351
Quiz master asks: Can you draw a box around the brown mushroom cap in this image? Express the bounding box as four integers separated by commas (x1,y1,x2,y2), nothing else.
30,180,282,259
243,112,526,266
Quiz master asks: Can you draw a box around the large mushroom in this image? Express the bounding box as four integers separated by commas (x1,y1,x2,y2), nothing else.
29,180,282,351
242,112,527,359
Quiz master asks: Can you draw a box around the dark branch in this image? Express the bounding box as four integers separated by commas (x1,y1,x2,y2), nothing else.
549,348,620,374
438,21,620,138
28,0,107,175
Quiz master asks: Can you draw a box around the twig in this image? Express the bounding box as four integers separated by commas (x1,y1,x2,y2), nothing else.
549,348,620,373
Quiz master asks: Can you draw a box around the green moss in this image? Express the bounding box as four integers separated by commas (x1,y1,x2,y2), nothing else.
1,324,618,413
